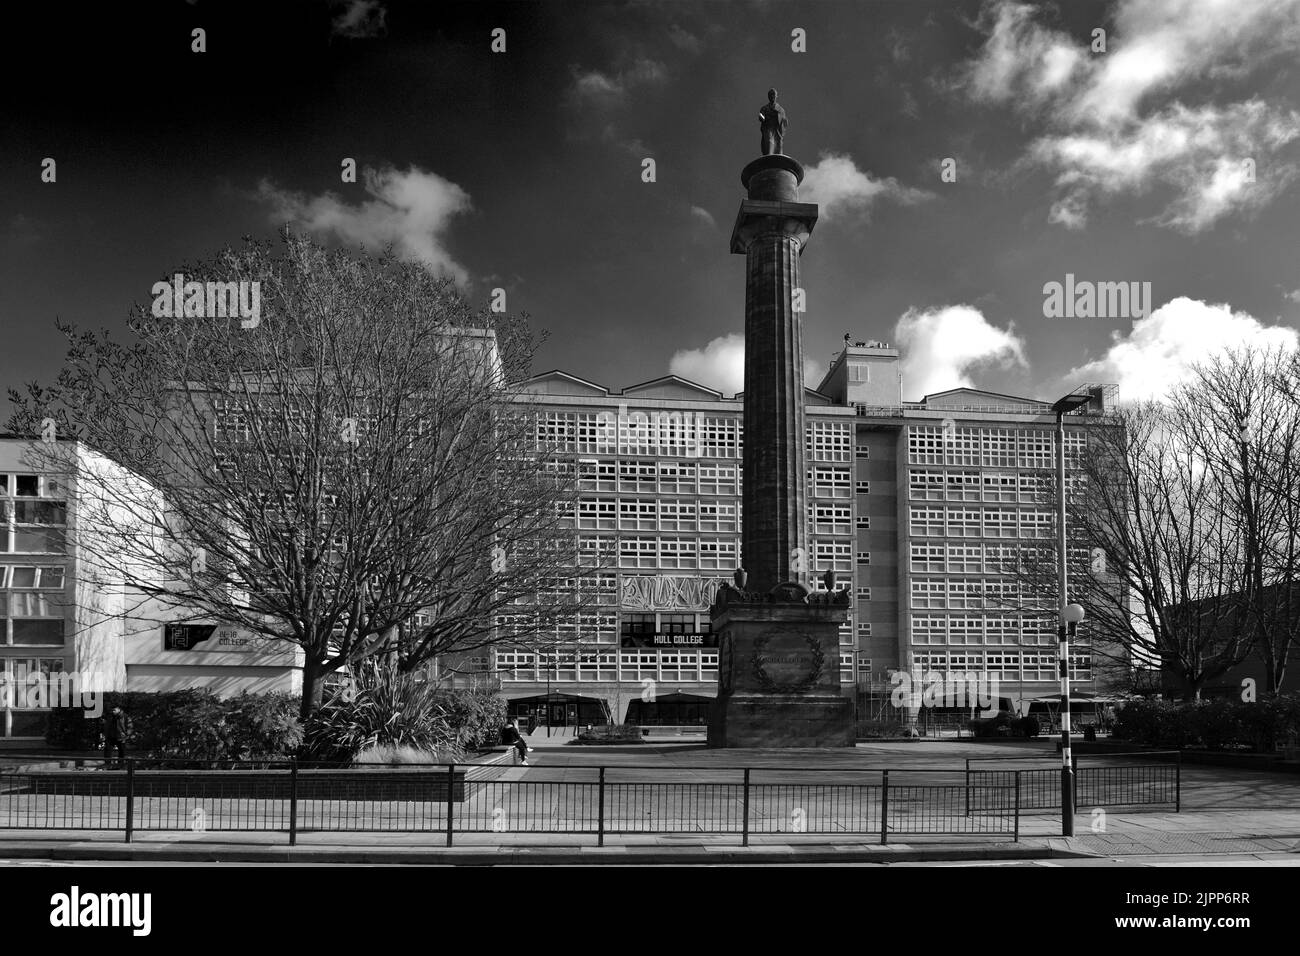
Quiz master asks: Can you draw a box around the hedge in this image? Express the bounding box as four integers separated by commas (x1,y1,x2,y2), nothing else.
1111,695,1300,751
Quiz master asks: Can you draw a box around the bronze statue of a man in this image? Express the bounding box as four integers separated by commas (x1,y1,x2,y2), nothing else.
758,88,787,156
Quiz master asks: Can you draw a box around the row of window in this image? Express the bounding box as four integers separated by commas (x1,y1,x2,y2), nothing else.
910,651,1092,681
909,506,1056,539
528,413,855,463
0,475,64,499
574,461,856,499
494,649,859,683
908,469,1085,503
577,498,740,532
910,543,1092,574
910,614,1089,646
907,426,1085,468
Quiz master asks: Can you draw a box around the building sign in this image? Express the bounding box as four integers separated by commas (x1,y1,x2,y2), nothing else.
620,632,719,649
163,624,273,653
620,574,726,611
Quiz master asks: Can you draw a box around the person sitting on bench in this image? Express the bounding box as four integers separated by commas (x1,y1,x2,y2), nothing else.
502,719,531,765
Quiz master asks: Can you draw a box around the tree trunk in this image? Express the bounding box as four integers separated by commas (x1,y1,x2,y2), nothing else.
300,656,327,721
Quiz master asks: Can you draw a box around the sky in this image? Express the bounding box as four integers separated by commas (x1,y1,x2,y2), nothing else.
3,0,1300,414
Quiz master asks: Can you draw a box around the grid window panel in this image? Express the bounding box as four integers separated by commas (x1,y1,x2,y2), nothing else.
981,579,1020,608
856,515,871,528
947,579,977,609
1019,432,1054,469
856,551,871,565
984,652,1017,681
946,544,983,573
814,504,852,535
946,428,981,467
857,586,871,600
985,617,1021,645
982,473,1018,503
658,461,697,494
913,652,948,674
982,429,1018,468
809,421,853,463
983,507,1018,539
911,616,947,645
855,444,871,460
908,426,944,465
948,616,984,645
910,544,945,573
911,578,945,609
947,507,982,538
1020,511,1054,539
814,540,852,572
813,466,852,499
983,544,1019,575
945,470,981,502
697,500,735,532
1019,472,1049,503
910,506,945,536
909,469,944,500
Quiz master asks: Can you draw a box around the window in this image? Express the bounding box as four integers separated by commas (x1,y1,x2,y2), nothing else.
855,444,871,460
856,515,871,529
981,579,1019,608
1020,511,1054,539
946,428,981,467
814,540,852,572
698,539,738,570
658,461,696,494
945,470,980,502
814,504,851,535
856,480,871,495
1018,472,1049,503
618,498,656,532
910,507,944,536
1019,431,1054,469
813,466,852,499
984,653,1016,681
658,537,697,570
908,426,944,465
947,508,981,538
910,544,945,573
909,469,944,500
1,658,67,714
1064,429,1086,466
857,586,872,600
578,498,616,531
698,463,738,496
947,544,983,573
985,617,1020,646
620,537,657,569
982,429,1018,468
983,507,1018,539
857,622,872,637
947,579,977,609
1023,652,1055,681
949,616,983,645
697,500,733,533
697,416,741,459
849,363,869,383
983,544,1019,575
856,551,871,565
809,422,852,463
911,616,946,645
982,473,1017,503
911,579,944,609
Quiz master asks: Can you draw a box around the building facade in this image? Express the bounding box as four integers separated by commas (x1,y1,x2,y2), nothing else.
489,342,1120,725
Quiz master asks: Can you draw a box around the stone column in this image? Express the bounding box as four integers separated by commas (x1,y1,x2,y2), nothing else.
731,155,818,593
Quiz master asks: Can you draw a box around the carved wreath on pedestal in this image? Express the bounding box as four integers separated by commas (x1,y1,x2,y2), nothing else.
750,633,825,695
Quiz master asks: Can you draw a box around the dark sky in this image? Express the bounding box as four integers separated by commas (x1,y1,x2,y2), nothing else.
4,0,1299,414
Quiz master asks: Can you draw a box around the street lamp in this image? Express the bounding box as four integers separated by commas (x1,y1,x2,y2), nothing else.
1052,392,1091,837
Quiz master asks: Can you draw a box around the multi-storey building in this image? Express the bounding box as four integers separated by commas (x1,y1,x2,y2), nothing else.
491,342,1120,726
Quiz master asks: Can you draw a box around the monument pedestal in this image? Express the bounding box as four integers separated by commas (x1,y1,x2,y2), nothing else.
708,582,854,748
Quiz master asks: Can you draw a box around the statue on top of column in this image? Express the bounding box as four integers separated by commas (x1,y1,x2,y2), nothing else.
758,88,787,156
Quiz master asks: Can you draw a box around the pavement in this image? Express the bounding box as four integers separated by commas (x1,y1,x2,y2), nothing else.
1,739,1297,864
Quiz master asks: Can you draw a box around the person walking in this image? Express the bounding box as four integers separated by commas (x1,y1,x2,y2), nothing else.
502,718,531,765
103,704,132,768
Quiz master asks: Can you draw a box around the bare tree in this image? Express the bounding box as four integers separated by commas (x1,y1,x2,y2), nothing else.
991,403,1253,700
1173,347,1300,694
6,232,595,718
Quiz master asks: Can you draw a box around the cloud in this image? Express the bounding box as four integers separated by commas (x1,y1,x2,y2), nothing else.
801,153,934,221
1286,289,1300,303
330,0,386,39
893,305,1027,399
5,213,43,247
257,165,472,282
668,333,820,395
1063,297,1299,401
566,58,667,155
689,205,716,229
668,23,702,54
959,0,1300,232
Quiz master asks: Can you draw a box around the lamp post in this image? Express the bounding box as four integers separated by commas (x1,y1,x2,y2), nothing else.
1052,392,1091,837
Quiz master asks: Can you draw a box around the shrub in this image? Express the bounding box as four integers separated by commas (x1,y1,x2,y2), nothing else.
353,743,452,765
45,690,303,766
300,660,456,763
1112,694,1300,751
432,689,507,751
856,719,906,738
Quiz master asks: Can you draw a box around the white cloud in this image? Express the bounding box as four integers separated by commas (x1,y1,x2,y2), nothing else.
1285,289,1300,303
257,165,472,283
801,153,934,221
961,0,1300,232
330,0,386,39
668,333,822,395
894,305,1027,399
1063,296,1299,401
689,205,716,229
